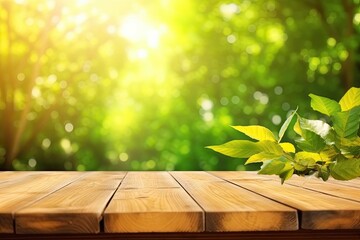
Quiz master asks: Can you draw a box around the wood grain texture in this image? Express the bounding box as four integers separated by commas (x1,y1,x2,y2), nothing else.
1,229,360,240
0,171,32,181
104,172,203,233
0,172,83,193
171,171,298,232
15,172,125,234
1,171,360,236
211,171,360,230
214,170,360,189
285,175,360,203
326,178,360,189
0,172,84,233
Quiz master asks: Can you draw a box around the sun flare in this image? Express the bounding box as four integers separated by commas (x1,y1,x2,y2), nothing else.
120,14,165,49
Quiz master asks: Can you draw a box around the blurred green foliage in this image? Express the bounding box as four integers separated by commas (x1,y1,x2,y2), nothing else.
0,0,359,170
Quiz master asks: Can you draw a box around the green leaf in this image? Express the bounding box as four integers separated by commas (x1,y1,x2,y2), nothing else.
258,158,288,175
278,108,298,142
231,125,277,141
280,168,294,184
245,152,281,164
279,142,296,153
298,117,334,143
294,158,316,171
309,93,341,116
339,87,360,111
332,106,360,139
206,140,282,158
317,165,330,181
330,157,360,180
319,146,339,162
335,137,360,158
295,130,326,152
295,116,329,152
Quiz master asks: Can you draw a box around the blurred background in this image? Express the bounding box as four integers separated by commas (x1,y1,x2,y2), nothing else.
0,0,359,171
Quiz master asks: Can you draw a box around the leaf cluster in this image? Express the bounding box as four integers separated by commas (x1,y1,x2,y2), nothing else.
207,88,360,183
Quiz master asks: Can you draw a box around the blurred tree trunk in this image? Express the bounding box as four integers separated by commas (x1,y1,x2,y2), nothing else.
2,1,15,170
1,1,61,170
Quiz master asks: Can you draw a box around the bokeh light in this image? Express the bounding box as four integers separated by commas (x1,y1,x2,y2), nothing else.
0,0,357,171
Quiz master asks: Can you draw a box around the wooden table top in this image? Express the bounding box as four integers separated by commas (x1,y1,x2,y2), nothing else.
1,171,360,235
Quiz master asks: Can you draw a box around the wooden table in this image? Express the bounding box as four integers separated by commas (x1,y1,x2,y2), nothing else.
0,171,360,240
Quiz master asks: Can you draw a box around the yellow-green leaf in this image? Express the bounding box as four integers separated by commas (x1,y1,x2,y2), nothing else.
279,142,296,153
206,140,262,158
332,106,360,138
257,140,284,155
245,152,281,164
330,156,360,180
294,158,316,171
319,146,338,162
335,137,360,158
293,118,302,136
206,140,283,159
339,87,360,111
258,158,287,175
309,93,341,116
232,125,277,141
295,152,322,161
278,108,298,142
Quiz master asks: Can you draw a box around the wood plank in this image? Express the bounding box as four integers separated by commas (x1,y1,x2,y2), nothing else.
0,171,33,180
211,171,360,230
0,172,34,192
104,172,204,233
15,172,126,234
1,229,360,240
209,171,360,202
0,172,84,233
285,175,360,203
171,171,298,232
326,178,360,189
0,172,83,193
220,170,360,189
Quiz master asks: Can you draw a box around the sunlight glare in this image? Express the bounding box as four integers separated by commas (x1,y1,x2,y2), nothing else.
119,14,162,49
76,0,89,6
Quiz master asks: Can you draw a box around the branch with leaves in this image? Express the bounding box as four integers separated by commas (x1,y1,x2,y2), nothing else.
207,87,360,183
